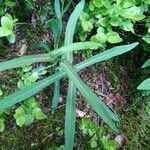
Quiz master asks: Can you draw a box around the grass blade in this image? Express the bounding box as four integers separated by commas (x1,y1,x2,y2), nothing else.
61,61,119,132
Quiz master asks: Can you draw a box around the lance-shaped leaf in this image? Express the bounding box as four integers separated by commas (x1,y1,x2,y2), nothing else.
61,61,119,132
0,41,100,72
64,0,85,62
0,54,53,72
142,59,150,68
65,81,76,150
137,78,150,91
64,1,85,150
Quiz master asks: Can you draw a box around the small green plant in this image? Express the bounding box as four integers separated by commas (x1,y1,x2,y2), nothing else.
0,0,138,149
80,118,117,149
0,13,18,43
14,66,47,127
78,0,150,55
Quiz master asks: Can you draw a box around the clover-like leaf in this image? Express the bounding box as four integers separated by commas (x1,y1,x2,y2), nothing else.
106,31,123,43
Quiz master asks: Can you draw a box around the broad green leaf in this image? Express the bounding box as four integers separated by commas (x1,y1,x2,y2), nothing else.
106,31,123,44
120,6,146,21
61,61,119,132
142,36,150,44
93,0,103,8
121,20,134,33
137,78,150,91
0,43,138,111
1,16,13,29
82,20,93,32
0,26,12,37
142,59,150,68
33,108,47,120
65,81,76,150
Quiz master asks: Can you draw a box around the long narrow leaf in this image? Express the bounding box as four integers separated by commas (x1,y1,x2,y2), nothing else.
0,72,65,111
54,0,61,19
64,1,85,150
0,41,100,72
51,71,60,113
61,61,119,132
65,81,76,150
64,0,85,62
142,58,150,68
0,54,53,72
76,42,139,70
51,41,101,58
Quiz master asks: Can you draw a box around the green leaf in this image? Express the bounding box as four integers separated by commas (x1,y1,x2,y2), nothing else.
51,42,101,58
137,78,150,91
142,59,150,68
120,6,146,21
106,31,123,44
0,72,65,111
14,107,26,127
93,0,103,8
64,0,85,62
46,19,62,43
61,61,119,132
33,108,47,120
7,32,15,43
0,119,5,132
142,36,150,44
1,16,13,29
121,20,134,33
0,89,3,96
0,26,12,37
52,78,60,113
54,0,62,19
0,42,101,72
65,81,76,150
25,113,34,125
5,0,16,7
0,54,53,72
